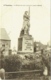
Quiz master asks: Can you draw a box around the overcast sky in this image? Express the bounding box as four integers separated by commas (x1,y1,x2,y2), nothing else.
0,0,50,50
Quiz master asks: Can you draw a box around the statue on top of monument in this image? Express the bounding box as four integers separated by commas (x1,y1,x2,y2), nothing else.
23,11,30,34
20,8,30,36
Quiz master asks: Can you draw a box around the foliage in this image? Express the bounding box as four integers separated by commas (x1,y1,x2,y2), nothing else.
42,50,50,75
4,54,22,72
21,53,43,70
0,50,50,78
0,54,5,69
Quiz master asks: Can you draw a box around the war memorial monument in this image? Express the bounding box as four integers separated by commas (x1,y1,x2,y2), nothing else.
17,10,34,54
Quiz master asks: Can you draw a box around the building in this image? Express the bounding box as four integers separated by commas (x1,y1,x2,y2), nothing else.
34,41,46,52
0,28,11,55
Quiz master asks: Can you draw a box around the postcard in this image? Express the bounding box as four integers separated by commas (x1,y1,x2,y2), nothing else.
0,0,50,80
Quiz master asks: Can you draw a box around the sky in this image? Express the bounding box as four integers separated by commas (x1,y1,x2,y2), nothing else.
0,0,50,50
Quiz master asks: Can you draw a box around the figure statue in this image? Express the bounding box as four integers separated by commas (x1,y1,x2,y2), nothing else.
20,8,30,36
23,11,30,34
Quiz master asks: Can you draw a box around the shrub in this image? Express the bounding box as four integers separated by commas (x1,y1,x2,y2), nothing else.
4,54,22,72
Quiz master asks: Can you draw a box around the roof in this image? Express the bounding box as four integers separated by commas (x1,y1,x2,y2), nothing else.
0,28,10,40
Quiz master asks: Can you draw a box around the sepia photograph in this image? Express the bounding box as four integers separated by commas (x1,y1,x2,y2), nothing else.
0,0,50,80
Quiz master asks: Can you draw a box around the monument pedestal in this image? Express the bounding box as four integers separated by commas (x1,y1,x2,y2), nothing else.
17,34,34,54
